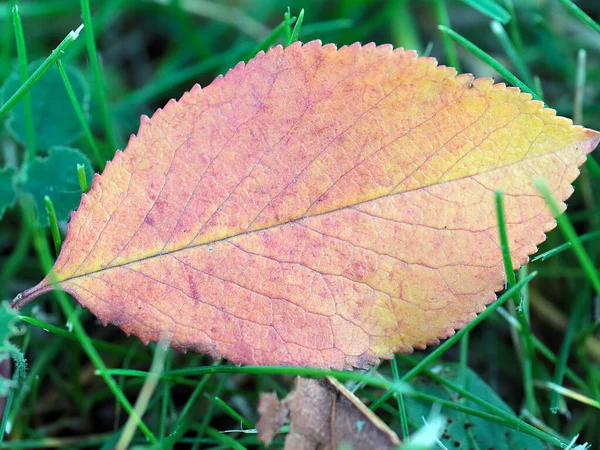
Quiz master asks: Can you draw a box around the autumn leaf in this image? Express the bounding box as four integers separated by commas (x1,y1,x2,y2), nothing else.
13,41,599,369
257,376,401,449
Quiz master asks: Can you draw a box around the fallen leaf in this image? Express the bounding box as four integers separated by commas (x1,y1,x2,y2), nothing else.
21,146,93,225
12,41,599,368
257,377,401,449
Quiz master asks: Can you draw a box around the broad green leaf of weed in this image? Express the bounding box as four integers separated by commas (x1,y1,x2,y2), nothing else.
1,60,90,150
21,146,93,226
405,363,545,450
0,167,16,220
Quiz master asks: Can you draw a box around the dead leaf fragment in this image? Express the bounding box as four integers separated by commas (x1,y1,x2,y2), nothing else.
13,40,600,369
257,377,401,450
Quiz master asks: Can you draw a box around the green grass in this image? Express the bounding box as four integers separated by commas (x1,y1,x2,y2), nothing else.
0,0,599,448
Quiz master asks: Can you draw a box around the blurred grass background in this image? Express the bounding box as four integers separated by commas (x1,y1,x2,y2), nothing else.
0,0,599,448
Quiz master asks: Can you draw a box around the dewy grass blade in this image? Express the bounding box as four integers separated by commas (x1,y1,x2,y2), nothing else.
438,25,541,101
12,5,36,161
0,24,83,120
369,271,537,410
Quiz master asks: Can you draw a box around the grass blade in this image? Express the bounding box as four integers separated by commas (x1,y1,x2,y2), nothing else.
0,24,83,120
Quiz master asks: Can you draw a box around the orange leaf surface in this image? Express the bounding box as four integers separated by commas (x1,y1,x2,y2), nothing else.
15,41,599,369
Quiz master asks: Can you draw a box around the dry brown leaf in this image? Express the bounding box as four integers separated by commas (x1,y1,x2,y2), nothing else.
257,377,401,449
